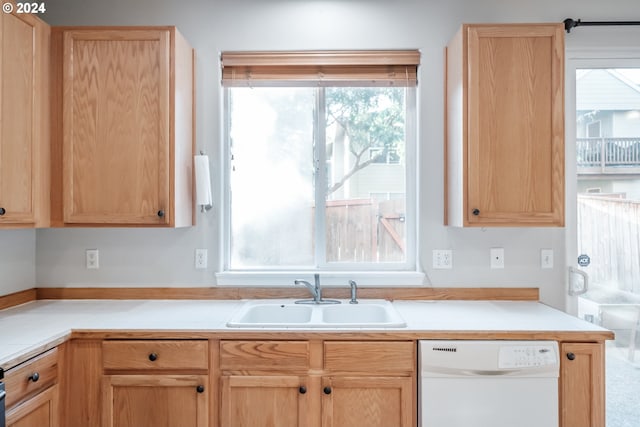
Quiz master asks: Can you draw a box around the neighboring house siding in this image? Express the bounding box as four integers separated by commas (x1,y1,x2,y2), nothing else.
613,111,640,137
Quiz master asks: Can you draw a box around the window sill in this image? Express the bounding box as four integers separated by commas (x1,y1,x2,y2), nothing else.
215,271,425,287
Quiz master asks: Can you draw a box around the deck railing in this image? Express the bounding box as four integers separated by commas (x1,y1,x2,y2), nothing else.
577,137,640,173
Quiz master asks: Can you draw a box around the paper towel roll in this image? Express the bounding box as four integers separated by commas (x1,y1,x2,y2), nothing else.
194,154,212,207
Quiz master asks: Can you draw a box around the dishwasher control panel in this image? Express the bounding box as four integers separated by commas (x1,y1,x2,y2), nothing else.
498,344,558,368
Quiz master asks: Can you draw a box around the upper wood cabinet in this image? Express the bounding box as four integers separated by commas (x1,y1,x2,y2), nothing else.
446,24,565,227
0,5,50,228
50,27,194,227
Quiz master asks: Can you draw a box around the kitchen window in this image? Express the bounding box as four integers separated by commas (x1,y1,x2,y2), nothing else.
218,51,421,285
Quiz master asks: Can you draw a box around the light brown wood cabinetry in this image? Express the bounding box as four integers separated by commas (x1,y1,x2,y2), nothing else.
0,2,50,228
446,24,564,227
101,340,209,427
5,348,59,427
50,27,194,227
322,342,414,427
219,340,415,427
560,342,605,427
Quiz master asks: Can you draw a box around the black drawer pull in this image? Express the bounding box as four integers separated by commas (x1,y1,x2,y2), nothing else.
566,352,576,361
323,386,332,395
299,386,307,394
157,210,165,218
0,207,5,216
196,385,205,393
472,208,480,216
148,353,158,362
28,372,40,382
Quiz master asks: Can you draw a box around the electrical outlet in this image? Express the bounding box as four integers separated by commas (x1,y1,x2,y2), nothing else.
432,249,453,269
195,249,207,269
86,249,99,269
490,248,504,269
541,249,554,269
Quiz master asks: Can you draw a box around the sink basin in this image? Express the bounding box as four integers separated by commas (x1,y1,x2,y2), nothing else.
226,303,313,327
226,300,406,328
321,303,406,327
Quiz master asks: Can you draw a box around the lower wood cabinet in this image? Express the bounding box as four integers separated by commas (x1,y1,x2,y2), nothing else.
6,385,58,427
560,342,605,427
220,375,311,427
219,340,416,427
5,348,59,427
321,376,413,427
102,374,208,427
101,340,210,427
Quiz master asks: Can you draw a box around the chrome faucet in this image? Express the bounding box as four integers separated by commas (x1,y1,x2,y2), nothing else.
294,274,340,305
294,274,322,303
349,280,358,304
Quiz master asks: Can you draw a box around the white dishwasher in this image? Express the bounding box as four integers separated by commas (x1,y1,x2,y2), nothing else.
419,340,559,427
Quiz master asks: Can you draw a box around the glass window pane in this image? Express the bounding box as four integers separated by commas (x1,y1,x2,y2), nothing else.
324,87,407,263
229,88,315,268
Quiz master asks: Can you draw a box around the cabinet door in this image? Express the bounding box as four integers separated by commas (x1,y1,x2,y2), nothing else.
321,376,413,427
102,375,208,427
62,29,170,225
560,343,605,427
220,375,311,427
0,6,49,227
449,24,564,227
6,385,59,427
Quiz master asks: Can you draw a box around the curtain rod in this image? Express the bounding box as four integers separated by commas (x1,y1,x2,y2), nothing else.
564,18,640,33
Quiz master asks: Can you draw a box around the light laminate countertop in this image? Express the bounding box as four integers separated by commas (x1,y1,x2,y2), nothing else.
0,299,611,370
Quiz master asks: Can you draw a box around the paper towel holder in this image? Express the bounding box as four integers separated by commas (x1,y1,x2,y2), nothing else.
195,151,213,213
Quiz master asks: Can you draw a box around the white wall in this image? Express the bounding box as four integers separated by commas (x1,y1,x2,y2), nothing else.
0,230,36,295
25,0,640,309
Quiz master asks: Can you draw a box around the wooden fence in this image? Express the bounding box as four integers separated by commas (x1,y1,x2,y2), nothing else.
325,198,405,263
578,195,640,294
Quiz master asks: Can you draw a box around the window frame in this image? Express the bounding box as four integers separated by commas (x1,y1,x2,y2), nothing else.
217,51,423,286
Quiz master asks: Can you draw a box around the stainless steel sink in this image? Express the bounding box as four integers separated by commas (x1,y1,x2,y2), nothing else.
226,300,406,328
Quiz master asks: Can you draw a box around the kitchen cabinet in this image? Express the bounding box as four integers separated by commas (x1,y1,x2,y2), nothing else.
5,348,59,427
560,342,605,427
0,1,50,228
219,340,415,427
50,26,194,227
101,340,209,427
322,342,414,427
446,23,564,227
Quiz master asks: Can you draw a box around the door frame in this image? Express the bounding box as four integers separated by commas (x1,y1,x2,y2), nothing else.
564,31,640,315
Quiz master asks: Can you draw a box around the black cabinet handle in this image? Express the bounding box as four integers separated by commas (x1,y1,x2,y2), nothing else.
566,352,576,361
157,210,165,218
196,385,205,393
472,208,480,216
323,386,332,395
148,353,158,362
0,207,5,216
299,386,307,394
28,372,40,382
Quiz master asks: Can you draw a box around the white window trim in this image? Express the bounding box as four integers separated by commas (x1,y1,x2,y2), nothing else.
217,86,423,286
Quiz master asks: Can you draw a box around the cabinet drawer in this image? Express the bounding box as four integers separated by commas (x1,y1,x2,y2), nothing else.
324,341,414,374
5,348,58,409
220,341,310,371
102,340,208,371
